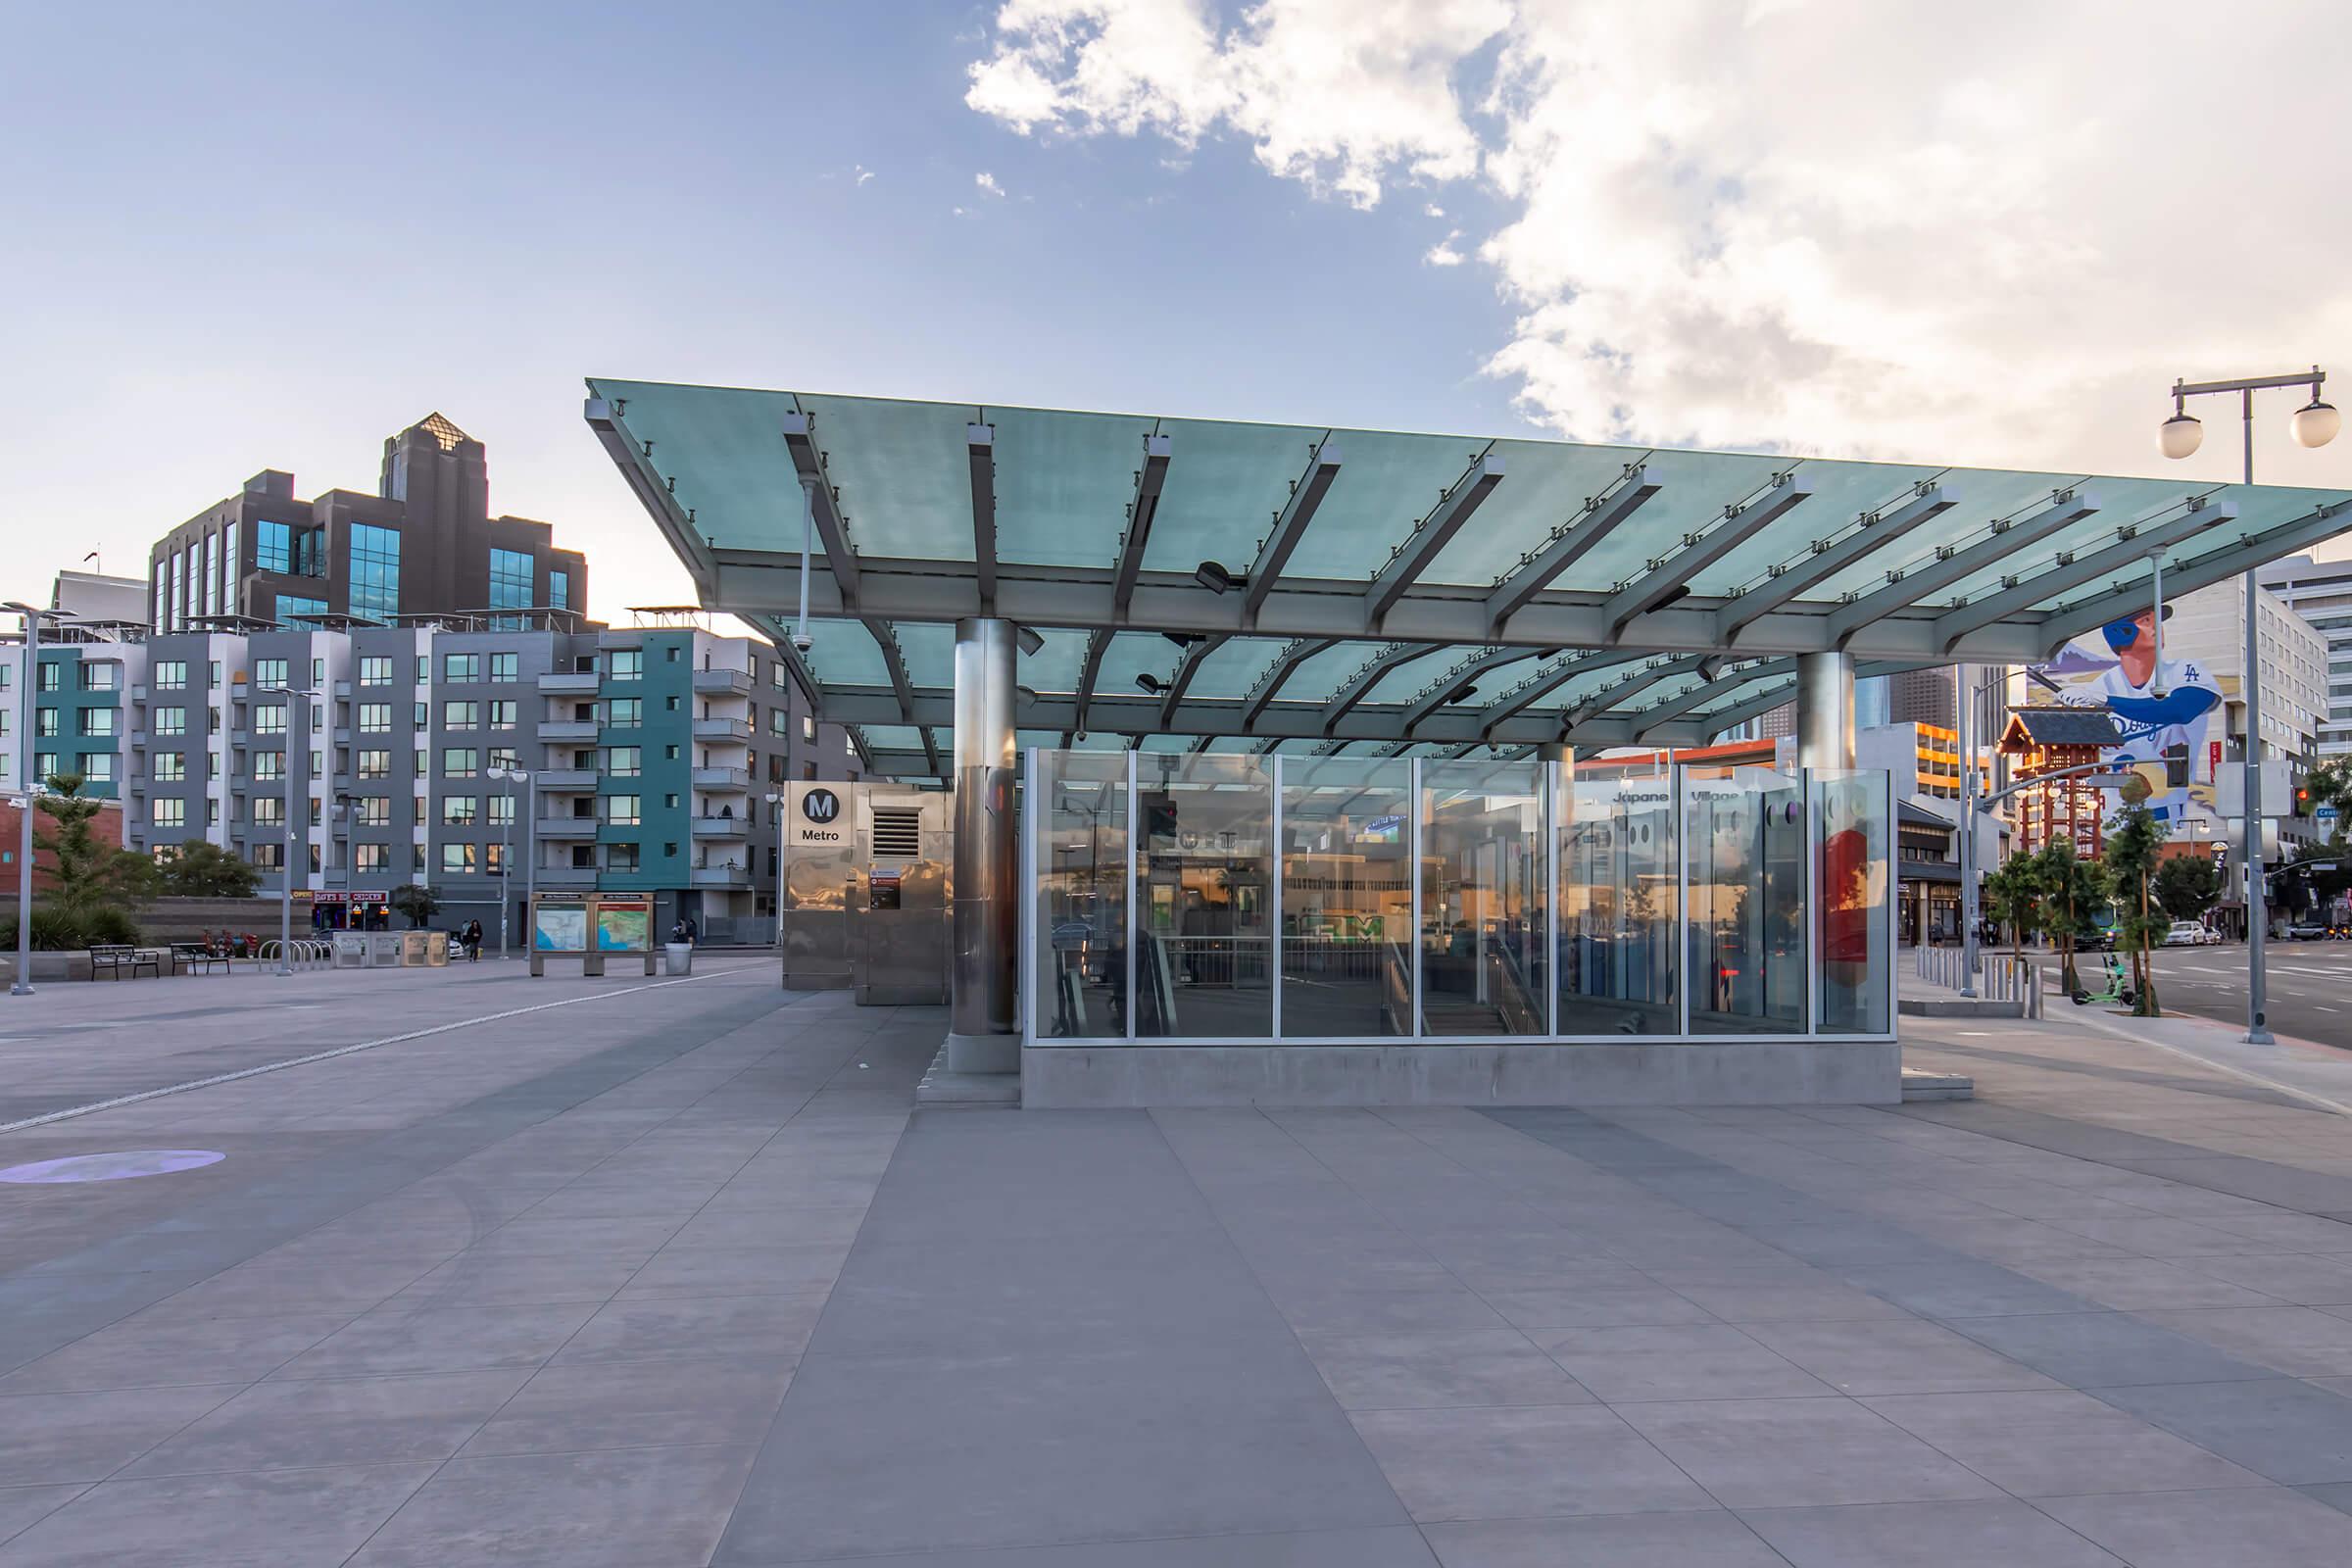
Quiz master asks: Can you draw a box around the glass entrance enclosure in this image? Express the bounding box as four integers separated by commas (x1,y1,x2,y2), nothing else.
1026,751,1893,1045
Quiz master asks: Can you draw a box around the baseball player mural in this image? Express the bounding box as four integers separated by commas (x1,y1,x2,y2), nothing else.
2040,603,2225,829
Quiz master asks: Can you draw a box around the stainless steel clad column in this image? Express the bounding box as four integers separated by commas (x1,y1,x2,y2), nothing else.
1794,652,1856,770
948,616,1019,1072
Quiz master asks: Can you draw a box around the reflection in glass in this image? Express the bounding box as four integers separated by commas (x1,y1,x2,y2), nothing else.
1420,760,1546,1037
1557,760,1678,1034
1815,769,1892,1034
1137,754,1273,1038
1685,765,1806,1033
1280,759,1413,1036
1034,752,1129,1039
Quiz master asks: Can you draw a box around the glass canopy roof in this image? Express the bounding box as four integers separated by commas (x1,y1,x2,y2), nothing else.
590,378,2352,778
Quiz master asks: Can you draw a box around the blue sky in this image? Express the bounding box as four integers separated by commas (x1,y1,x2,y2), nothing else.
6,1,2348,616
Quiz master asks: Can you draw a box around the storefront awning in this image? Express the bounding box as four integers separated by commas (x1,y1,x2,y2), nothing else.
585,380,2352,778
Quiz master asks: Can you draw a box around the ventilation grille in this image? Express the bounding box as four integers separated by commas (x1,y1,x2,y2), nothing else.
870,808,923,860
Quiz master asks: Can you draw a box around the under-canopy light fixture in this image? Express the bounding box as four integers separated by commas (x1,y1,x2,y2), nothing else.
1194,561,1243,594
1135,673,1165,696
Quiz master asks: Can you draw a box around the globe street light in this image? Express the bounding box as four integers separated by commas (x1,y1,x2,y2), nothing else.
487,766,533,960
5,603,65,998
259,686,323,976
2160,367,2335,1046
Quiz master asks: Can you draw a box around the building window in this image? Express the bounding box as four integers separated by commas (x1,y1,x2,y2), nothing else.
154,753,185,783
82,662,117,692
358,703,391,733
443,700,478,730
607,843,640,872
485,842,506,874
610,650,643,681
254,659,289,689
357,749,391,780
664,793,679,809
153,661,187,690
608,746,640,777
203,531,220,618
35,662,60,692
349,522,401,620
359,656,393,685
415,701,429,730
443,653,479,683
664,842,679,858
34,710,57,738
276,595,327,626
355,844,389,873
605,795,641,826
665,744,679,760
154,707,186,736
355,796,391,827
490,653,517,683
252,795,283,825
607,698,642,728
257,520,293,574
79,709,117,738
253,752,284,783
489,548,534,628
312,658,325,686
443,748,478,778
251,842,282,870
442,796,478,826
487,745,520,770
151,798,185,828
222,519,239,600
80,754,115,784
441,843,477,874
487,795,514,827
664,695,679,711
154,572,167,632
33,752,58,783
488,700,517,730
769,710,789,737
255,703,287,736
550,568,570,612
666,646,680,663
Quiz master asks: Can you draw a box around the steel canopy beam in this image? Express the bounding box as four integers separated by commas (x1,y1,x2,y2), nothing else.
1242,637,1338,727
1071,630,1110,737
1631,659,1794,739
1475,650,1642,732
1825,487,2100,647
1244,437,1343,627
1320,642,1442,733
2038,496,2352,653
1399,646,1540,732
1691,680,1801,740
1157,633,1229,727
1485,462,1658,631
737,612,829,720
1929,497,2230,654
968,422,998,614
1110,432,1173,614
1567,655,1711,725
779,412,863,609
864,618,916,722
584,398,715,581
1605,471,1811,638
1716,483,1951,646
1367,448,1504,628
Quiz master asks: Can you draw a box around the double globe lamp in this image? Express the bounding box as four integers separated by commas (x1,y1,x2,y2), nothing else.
2160,377,2340,459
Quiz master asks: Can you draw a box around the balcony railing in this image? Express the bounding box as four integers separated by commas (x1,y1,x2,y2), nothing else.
535,767,599,790
537,719,600,741
691,716,751,741
537,865,597,888
691,668,752,696
691,765,751,790
691,816,750,839
535,818,599,839
537,670,601,694
691,864,751,888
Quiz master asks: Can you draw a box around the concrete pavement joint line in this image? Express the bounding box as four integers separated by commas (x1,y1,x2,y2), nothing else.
2056,1006,2352,1119
0,967,748,1137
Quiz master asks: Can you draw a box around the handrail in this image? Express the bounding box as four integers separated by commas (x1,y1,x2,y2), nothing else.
1486,947,1545,1035
1380,940,1412,1038
1913,944,2041,1017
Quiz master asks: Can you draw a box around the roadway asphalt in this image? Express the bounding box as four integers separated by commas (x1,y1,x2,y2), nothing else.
2022,939,2352,1047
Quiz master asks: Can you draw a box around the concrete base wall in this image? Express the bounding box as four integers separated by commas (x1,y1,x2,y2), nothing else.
1021,1040,1902,1109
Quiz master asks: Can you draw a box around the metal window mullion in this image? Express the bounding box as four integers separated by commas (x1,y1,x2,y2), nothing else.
1410,757,1424,1041
1545,757,1559,1039
1125,748,1138,1045
1673,750,1690,1039
1803,767,1820,1037
1020,747,1037,1046
1270,754,1283,1041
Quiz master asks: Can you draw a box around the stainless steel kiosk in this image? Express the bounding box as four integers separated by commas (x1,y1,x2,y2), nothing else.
780,781,955,1004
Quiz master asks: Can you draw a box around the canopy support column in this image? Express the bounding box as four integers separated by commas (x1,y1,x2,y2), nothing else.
948,616,1019,1071
1795,651,1855,771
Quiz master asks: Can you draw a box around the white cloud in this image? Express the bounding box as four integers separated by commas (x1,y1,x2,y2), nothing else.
856,165,875,185
965,0,2352,479
976,170,1007,197
1425,230,1465,267
1423,202,1446,219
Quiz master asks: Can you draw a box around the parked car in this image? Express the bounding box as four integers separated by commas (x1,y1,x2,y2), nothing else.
2289,920,2332,941
2162,921,2215,948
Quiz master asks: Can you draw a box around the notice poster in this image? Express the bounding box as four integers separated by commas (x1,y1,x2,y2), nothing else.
533,904,588,953
596,903,650,953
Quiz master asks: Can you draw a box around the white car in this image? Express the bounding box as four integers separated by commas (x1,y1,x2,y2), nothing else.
2162,920,2211,948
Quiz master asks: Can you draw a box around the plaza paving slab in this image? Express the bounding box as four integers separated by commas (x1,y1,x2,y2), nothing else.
15,970,2352,1560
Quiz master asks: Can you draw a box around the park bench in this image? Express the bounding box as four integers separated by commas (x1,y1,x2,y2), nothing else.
87,945,163,981
170,943,232,976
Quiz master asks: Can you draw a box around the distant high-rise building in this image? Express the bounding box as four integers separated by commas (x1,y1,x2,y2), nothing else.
146,415,588,633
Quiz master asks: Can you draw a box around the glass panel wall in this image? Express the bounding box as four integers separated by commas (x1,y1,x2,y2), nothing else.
1136,754,1274,1039
1685,765,1807,1034
1280,758,1413,1037
1033,751,1129,1040
1814,768,1893,1034
1420,760,1547,1036
1558,758,1678,1035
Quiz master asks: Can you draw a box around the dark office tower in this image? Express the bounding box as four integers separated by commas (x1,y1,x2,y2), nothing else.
148,415,590,633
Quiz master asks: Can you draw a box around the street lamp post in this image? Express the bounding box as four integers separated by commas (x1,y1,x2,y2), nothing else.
261,686,322,976
763,791,787,954
2160,368,2337,1045
6,602,61,998
487,766,532,960
1956,668,2007,997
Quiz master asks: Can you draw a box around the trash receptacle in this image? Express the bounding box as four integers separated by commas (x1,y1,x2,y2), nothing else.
663,942,693,976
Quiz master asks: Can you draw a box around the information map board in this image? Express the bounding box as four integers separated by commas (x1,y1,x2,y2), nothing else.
530,892,656,976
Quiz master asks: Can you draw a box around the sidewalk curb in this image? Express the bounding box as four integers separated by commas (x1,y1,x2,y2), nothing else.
2061,1002,2352,1118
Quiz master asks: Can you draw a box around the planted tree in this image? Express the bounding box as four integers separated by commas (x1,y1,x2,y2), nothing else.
1981,851,2042,972
11,774,154,948
153,840,262,898
389,883,442,929
2035,838,2109,997
2102,804,2168,1017
2152,854,2222,927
